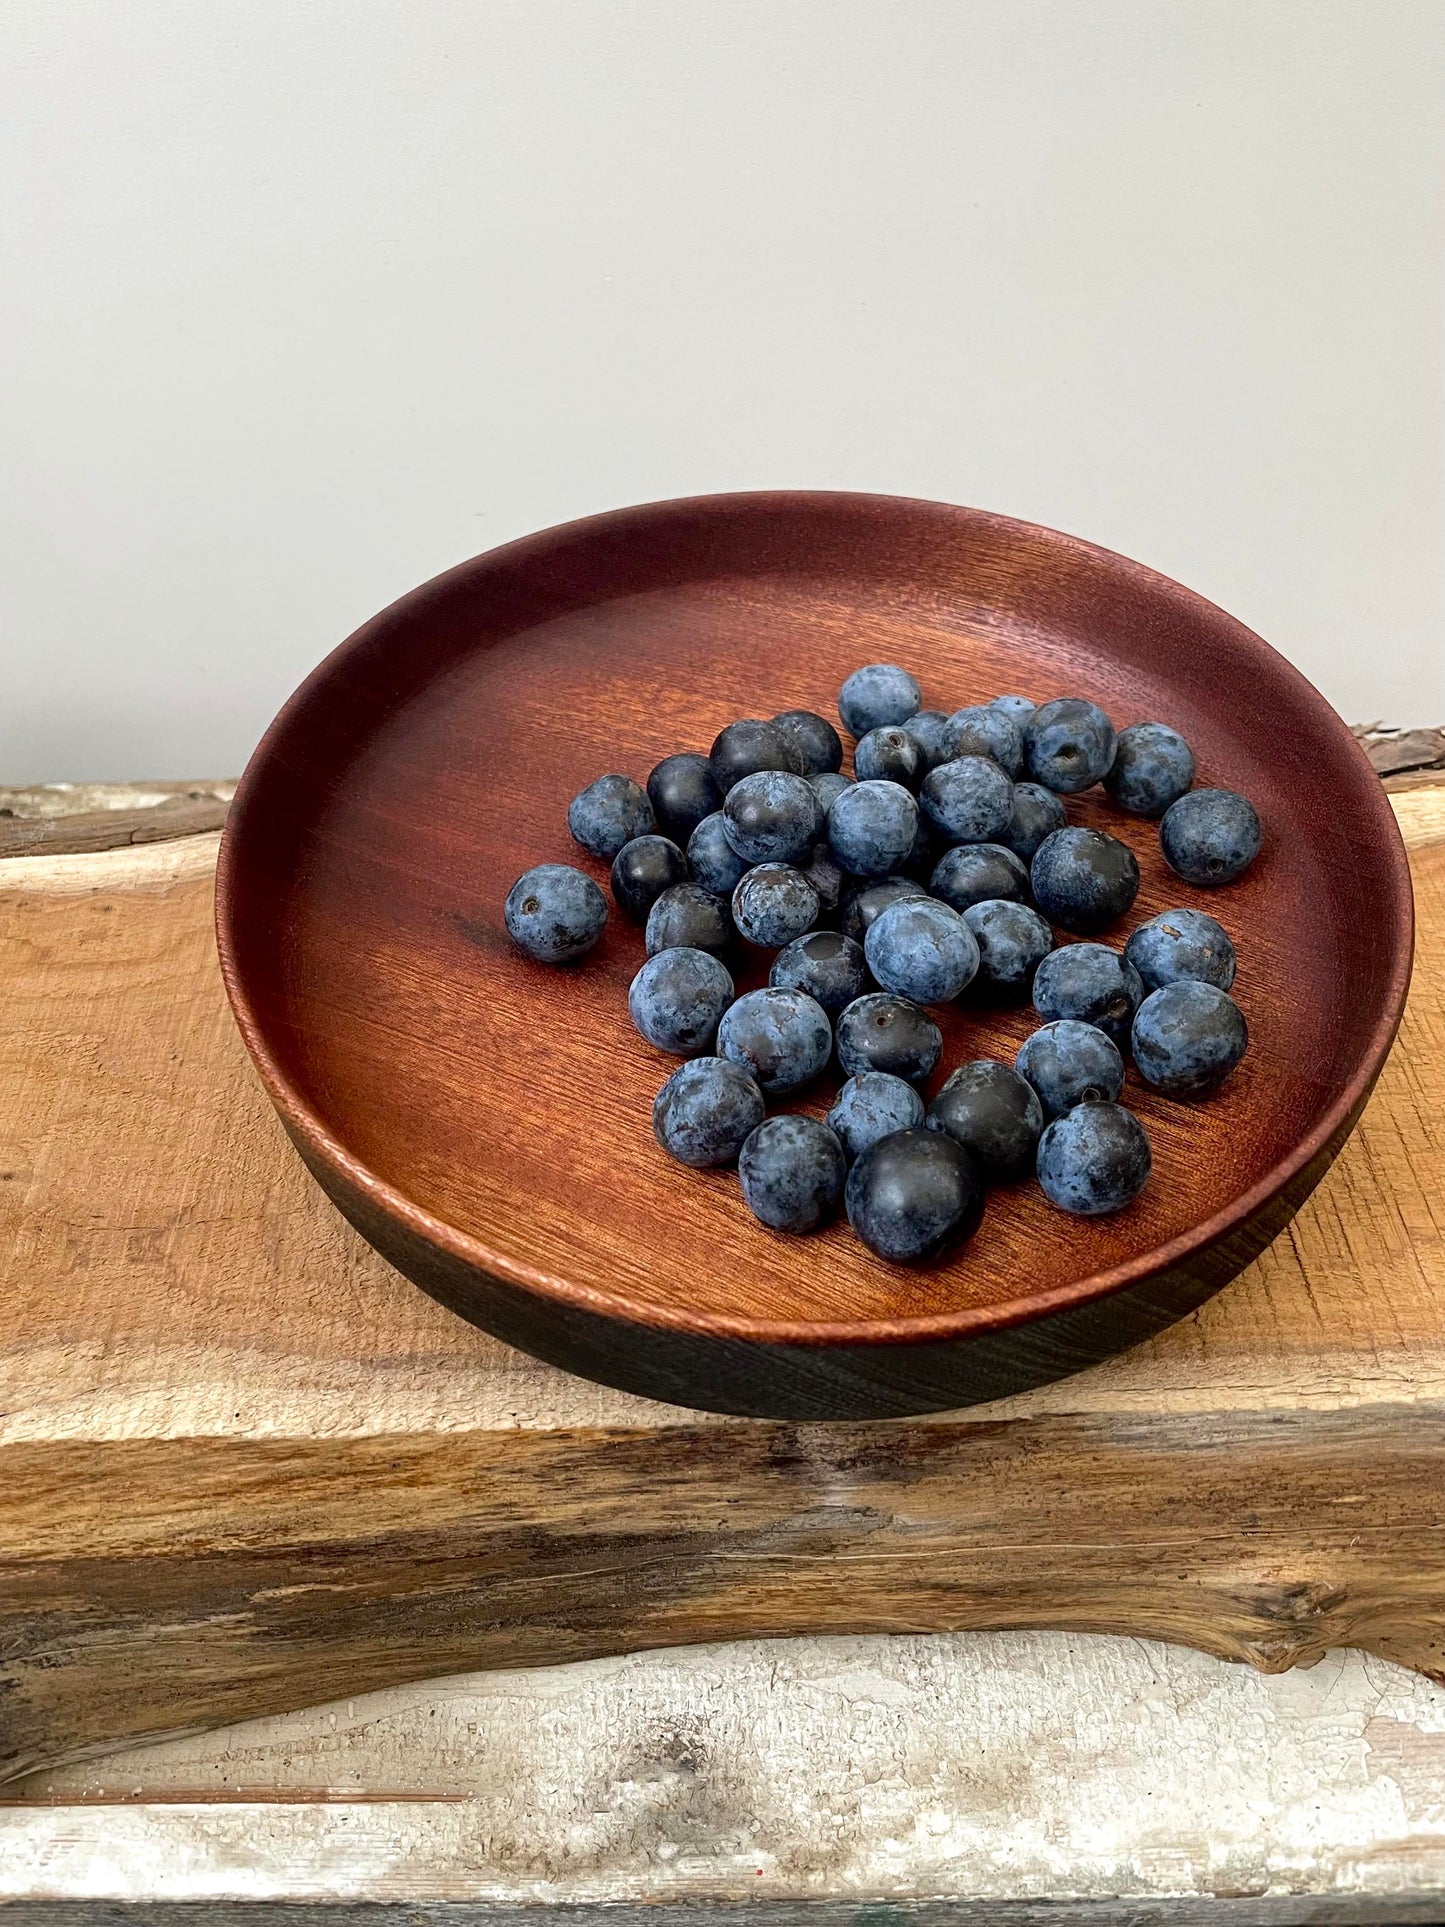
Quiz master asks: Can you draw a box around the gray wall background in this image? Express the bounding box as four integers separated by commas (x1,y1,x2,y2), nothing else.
2,0,1442,783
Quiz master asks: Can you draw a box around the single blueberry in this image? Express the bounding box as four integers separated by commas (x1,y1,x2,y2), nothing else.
992,694,1037,727
845,1128,985,1264
838,875,928,941
628,947,735,1055
801,843,847,916
722,769,825,865
826,1072,926,1161
687,812,751,897
716,986,832,1094
963,899,1054,1001
1125,907,1236,993
732,863,821,948
772,708,844,775
944,705,1024,777
653,1056,765,1168
999,781,1068,862
1015,1020,1126,1120
567,774,654,860
770,929,870,1016
1031,826,1140,935
930,842,1029,912
1032,942,1145,1048
927,1059,1044,1182
854,725,926,791
1132,981,1249,1099
1023,698,1117,793
838,662,922,736
827,779,920,877
645,883,733,958
1036,1102,1151,1216
738,1115,847,1233
864,897,979,1005
1105,722,1196,817
645,753,721,844
504,863,608,963
919,756,1015,844
902,709,954,771
835,993,943,1085
809,770,855,812
709,719,801,794
610,834,689,923
1160,788,1262,887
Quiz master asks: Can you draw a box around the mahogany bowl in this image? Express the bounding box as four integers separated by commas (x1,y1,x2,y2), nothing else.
216,492,1413,1419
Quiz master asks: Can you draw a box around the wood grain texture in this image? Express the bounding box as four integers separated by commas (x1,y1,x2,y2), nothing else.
0,786,1442,1782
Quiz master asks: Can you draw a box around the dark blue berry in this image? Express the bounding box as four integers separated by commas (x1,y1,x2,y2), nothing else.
801,843,846,915
738,1116,846,1233
645,883,733,958
919,756,1014,844
610,835,688,923
772,708,843,775
1031,826,1140,935
1032,942,1144,1048
827,779,920,877
838,875,928,941
902,710,954,770
835,993,942,1085
1160,788,1261,887
930,842,1029,912
645,754,720,844
864,897,979,1005
944,705,1024,777
963,899,1053,1001
809,771,855,812
628,947,735,1054
845,1128,984,1264
731,864,820,948
854,726,925,790
653,1056,765,1167
927,1059,1044,1182
770,929,870,1015
1125,907,1236,993
505,863,608,963
722,769,824,865
687,812,751,897
999,781,1067,861
1132,981,1248,1098
567,774,654,859
1015,1020,1125,1120
1105,722,1195,816
1023,698,1116,793
826,1072,925,1161
717,986,832,1094
1037,1103,1151,1216
709,719,801,794
992,695,1036,727
838,662,922,735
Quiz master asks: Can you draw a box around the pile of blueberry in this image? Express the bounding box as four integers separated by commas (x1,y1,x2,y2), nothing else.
504,664,1260,1265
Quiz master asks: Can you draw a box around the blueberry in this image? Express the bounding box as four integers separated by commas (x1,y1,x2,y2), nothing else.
963,899,1054,1001
826,1072,926,1161
1037,1103,1151,1215
709,719,801,794
999,782,1068,862
653,1056,765,1168
645,883,733,958
1015,1020,1126,1120
731,864,821,948
809,771,855,812
716,986,832,1094
1160,788,1262,887
628,947,735,1054
944,705,1024,778
772,708,843,775
845,1128,985,1264
1104,722,1196,817
1031,826,1140,935
838,875,928,941
722,769,825,865
835,993,943,1085
610,834,689,923
801,843,847,916
827,779,920,877
645,753,720,844
687,812,751,897
992,694,1036,727
738,1115,846,1233
838,662,922,736
854,725,925,791
1125,907,1237,994
1031,942,1145,1048
902,710,954,771
919,756,1015,844
504,863,608,963
930,841,1029,912
927,1059,1044,1182
770,929,870,1015
567,774,654,860
864,897,979,1005
1023,698,1117,793
1132,981,1248,1098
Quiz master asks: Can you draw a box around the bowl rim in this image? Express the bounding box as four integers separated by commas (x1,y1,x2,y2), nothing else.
215,489,1416,1350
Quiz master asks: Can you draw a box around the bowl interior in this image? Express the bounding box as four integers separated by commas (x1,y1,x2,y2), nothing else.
219,494,1409,1343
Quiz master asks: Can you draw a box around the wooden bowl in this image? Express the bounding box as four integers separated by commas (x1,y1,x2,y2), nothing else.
216,493,1413,1420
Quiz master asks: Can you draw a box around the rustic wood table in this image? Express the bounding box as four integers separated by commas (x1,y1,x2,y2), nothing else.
3,758,1445,1923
